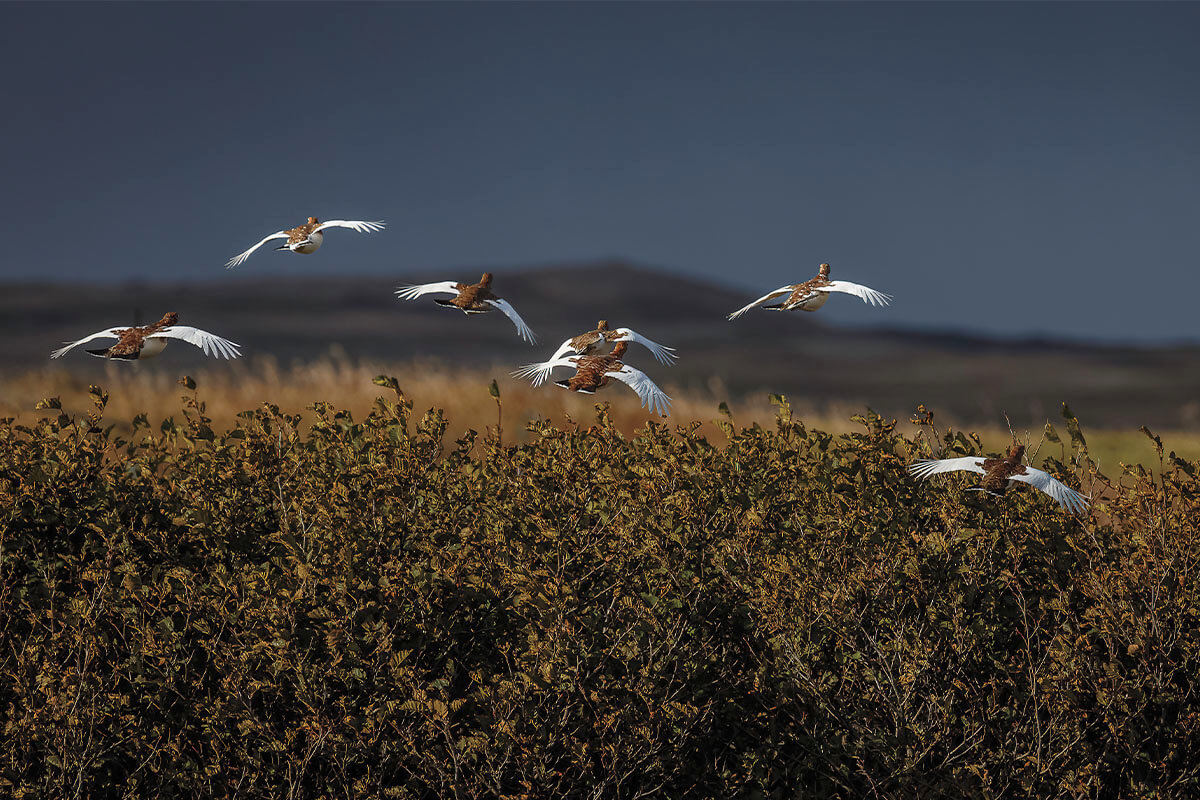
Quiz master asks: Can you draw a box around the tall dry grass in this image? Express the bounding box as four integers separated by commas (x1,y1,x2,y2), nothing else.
1,356,859,439
3,356,1196,469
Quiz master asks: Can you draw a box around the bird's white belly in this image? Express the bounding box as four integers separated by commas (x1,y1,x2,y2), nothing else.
139,337,168,359
292,231,324,254
789,292,830,312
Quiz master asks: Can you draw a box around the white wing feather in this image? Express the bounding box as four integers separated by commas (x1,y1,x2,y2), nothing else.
545,337,583,362
484,298,536,344
512,356,578,385
49,328,126,359
815,280,893,307
907,457,988,480
612,328,677,364
311,219,386,235
513,341,578,386
727,285,795,320
607,365,672,417
394,281,462,301
1009,467,1091,514
149,326,241,360
225,231,288,269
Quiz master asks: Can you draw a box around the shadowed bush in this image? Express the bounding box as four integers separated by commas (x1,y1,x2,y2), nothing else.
1,381,1198,798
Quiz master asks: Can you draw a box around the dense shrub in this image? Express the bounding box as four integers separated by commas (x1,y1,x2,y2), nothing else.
1,380,1198,798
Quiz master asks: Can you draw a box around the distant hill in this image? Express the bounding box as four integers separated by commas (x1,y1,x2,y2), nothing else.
7,260,1200,429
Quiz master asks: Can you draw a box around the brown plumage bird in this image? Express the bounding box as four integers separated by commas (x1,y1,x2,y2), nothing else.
728,263,892,319
50,312,240,361
225,216,385,268
513,341,672,416
513,319,676,386
908,443,1089,514
395,272,536,343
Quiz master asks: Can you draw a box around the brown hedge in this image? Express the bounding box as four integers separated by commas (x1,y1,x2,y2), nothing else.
1,381,1198,799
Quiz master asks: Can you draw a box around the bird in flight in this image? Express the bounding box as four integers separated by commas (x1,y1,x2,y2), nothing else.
513,341,672,416
727,263,892,320
908,443,1090,515
50,312,241,361
395,272,536,343
513,320,676,387
225,216,385,268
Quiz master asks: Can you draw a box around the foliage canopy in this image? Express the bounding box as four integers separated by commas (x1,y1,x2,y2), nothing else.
1,381,1198,798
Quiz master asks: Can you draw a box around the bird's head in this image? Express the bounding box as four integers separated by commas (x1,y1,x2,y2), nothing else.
479,272,494,287
159,311,180,327
597,320,609,331
307,216,319,225
1007,443,1026,461
818,263,831,277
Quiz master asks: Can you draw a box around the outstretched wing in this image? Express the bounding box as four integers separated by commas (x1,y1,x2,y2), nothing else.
394,281,461,301
484,298,536,343
612,328,677,365
225,231,288,269
908,457,988,480
815,280,893,307
514,338,578,386
50,328,125,359
1009,467,1090,515
727,285,796,320
607,365,672,417
311,219,386,235
150,326,241,359
512,356,577,385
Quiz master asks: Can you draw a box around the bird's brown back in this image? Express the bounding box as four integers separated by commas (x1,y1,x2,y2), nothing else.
785,267,833,305
567,341,628,391
567,357,612,391
450,275,499,310
285,217,322,244
979,446,1028,492
569,330,605,353
107,312,178,358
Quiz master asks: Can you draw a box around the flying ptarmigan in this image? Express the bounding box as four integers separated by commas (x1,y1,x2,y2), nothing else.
395,272,536,343
225,216,384,268
728,263,892,320
50,312,241,361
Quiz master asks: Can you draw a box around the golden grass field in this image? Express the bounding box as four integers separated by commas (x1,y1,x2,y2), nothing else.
4,356,1199,472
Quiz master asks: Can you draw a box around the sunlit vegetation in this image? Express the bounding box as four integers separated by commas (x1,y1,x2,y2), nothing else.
2,377,1198,797
3,358,1198,469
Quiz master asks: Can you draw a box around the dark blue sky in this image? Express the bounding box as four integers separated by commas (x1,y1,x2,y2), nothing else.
5,2,1198,341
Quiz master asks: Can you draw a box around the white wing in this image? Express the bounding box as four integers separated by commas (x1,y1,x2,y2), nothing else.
607,365,672,416
394,281,462,301
311,219,386,235
225,231,288,269
512,356,578,385
727,285,795,320
1009,467,1091,515
149,326,241,360
484,298,536,344
50,328,126,359
815,280,893,307
612,328,677,364
908,457,988,480
514,339,578,386
546,337,584,361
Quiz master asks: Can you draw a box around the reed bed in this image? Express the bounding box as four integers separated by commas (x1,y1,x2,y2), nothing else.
2,356,1196,469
